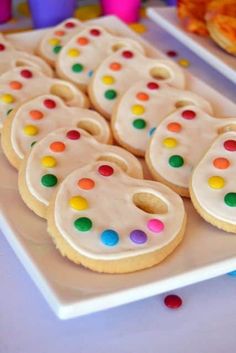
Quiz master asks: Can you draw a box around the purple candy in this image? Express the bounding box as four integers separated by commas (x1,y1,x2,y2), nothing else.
130,229,147,244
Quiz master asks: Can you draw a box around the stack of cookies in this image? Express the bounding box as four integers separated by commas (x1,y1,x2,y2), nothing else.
0,18,235,274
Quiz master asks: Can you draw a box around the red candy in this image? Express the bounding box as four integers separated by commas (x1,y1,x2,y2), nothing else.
167,50,178,57
147,82,159,90
0,43,5,51
122,50,134,59
66,130,81,140
65,22,75,28
224,139,236,152
181,110,196,120
98,165,114,176
90,29,101,36
164,294,182,309
20,69,33,79
44,99,56,109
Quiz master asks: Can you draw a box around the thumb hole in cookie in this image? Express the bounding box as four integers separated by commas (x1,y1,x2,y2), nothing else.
97,154,128,172
175,100,194,108
111,43,126,52
133,192,168,214
77,119,101,137
50,84,75,103
150,66,171,80
218,124,236,134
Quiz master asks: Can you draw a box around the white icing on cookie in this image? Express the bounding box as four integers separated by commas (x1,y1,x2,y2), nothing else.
10,94,111,162
0,34,53,76
0,66,88,129
191,131,236,226
112,79,213,156
23,127,143,207
146,105,236,192
38,18,84,66
52,161,185,260
88,47,186,118
56,25,145,90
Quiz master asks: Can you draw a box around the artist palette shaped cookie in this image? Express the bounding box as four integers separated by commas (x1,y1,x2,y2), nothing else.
146,105,236,196
112,79,213,156
0,66,88,129
89,47,186,118
2,94,111,169
190,131,236,233
47,161,186,273
19,127,143,218
38,18,84,66
0,34,53,76
56,25,145,91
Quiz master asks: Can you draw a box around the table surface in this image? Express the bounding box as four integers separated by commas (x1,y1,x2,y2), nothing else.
1,7,236,353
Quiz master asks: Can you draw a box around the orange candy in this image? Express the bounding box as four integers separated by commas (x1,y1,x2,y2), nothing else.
50,141,66,152
109,62,122,71
54,30,65,36
29,110,44,120
9,81,22,90
167,122,182,133
213,157,230,169
78,178,95,190
136,92,149,101
77,37,89,45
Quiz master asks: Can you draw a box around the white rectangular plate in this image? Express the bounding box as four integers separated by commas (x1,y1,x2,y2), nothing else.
147,7,236,85
2,16,236,320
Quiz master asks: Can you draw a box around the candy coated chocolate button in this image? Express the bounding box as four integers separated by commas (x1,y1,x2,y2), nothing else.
147,219,164,233
130,230,147,244
0,43,5,51
72,63,84,73
164,294,182,309
44,99,56,109
208,176,225,189
29,110,44,120
69,196,89,211
147,82,159,90
41,156,57,168
20,69,32,78
169,155,184,168
74,217,92,232
167,122,182,133
224,140,236,152
9,81,22,90
98,165,114,176
224,193,236,207
104,89,117,100
133,118,146,129
65,21,75,28
122,50,133,58
213,157,230,169
53,45,62,54
78,178,95,190
167,50,178,57
181,110,196,120
109,62,122,71
90,28,101,36
41,174,58,187
100,229,119,246
0,94,14,104
66,130,80,140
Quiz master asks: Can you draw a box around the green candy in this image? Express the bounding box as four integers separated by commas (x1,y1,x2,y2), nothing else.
72,63,84,73
41,174,58,187
74,217,92,232
53,45,62,54
104,89,117,100
224,193,236,207
169,155,184,168
133,118,146,129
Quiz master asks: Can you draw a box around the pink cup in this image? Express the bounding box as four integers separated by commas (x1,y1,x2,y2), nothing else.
0,0,12,24
101,0,141,23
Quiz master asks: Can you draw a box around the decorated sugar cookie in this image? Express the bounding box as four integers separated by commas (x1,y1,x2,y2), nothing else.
146,105,236,197
38,18,84,67
88,48,186,118
2,94,111,169
0,34,53,76
190,131,236,233
47,161,186,273
56,25,145,91
19,128,143,218
0,66,89,130
112,79,213,156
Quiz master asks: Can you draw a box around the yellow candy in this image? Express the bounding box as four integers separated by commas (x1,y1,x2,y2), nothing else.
41,156,57,168
0,94,14,104
69,196,89,211
163,137,178,148
208,176,225,189
129,23,147,34
48,38,60,46
131,104,145,115
178,58,190,68
23,125,39,136
67,48,80,57
102,76,115,85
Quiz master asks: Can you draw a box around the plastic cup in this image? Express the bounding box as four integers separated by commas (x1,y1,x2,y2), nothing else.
0,0,12,24
28,0,77,29
101,0,141,23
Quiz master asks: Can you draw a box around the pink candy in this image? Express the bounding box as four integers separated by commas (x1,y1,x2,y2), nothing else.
147,219,164,233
